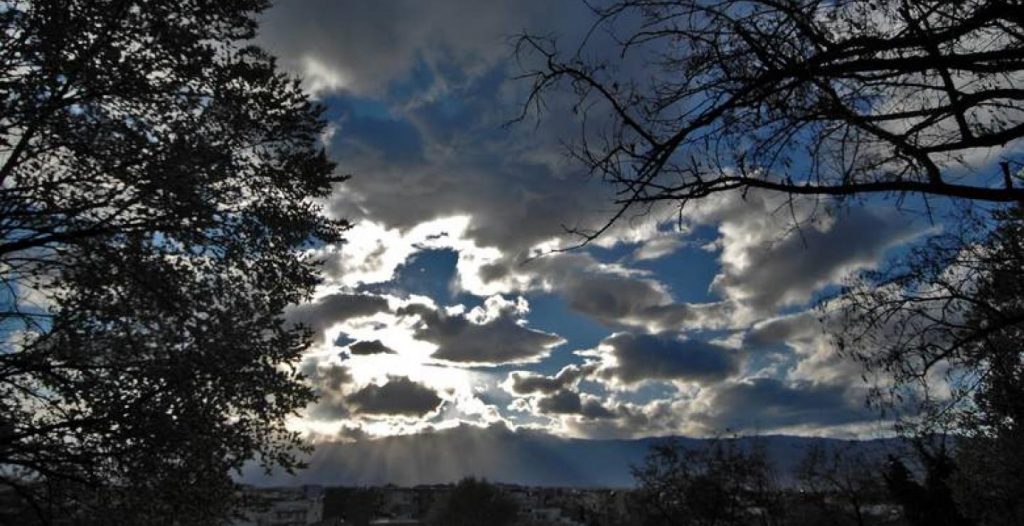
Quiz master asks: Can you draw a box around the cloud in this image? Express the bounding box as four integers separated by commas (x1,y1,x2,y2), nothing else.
685,192,921,317
504,363,597,395
579,397,617,420
253,3,932,442
504,364,618,422
472,252,731,331
260,0,635,266
562,272,718,330
323,117,617,262
309,397,353,422
690,377,872,431
589,332,741,387
744,311,824,350
303,361,354,393
558,374,876,438
301,360,356,421
744,309,879,387
286,293,390,342
263,3,717,336
536,390,581,414
348,339,397,355
399,295,565,366
534,390,617,420
260,0,584,96
559,397,694,439
316,218,477,289
632,233,687,261
347,376,444,416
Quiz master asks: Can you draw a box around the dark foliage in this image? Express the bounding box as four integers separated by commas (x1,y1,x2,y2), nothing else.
950,207,1024,526
630,437,785,526
882,444,972,526
425,478,519,526
0,0,346,523
795,442,887,526
838,205,1024,525
323,487,383,526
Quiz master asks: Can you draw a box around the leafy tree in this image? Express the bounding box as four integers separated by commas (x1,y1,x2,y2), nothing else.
0,0,345,523
795,442,886,526
882,443,972,526
516,0,1024,241
837,205,1024,525
425,478,519,526
950,207,1024,526
836,206,1022,424
630,438,785,526
323,487,383,526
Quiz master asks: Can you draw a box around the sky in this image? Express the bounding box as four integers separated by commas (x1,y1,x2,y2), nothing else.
252,0,937,443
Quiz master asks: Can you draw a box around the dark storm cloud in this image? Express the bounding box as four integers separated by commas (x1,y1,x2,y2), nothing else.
347,376,444,416
536,390,581,414
579,398,617,420
301,361,354,393
563,272,718,330
595,332,740,386
506,363,597,395
263,1,920,316
286,293,390,342
300,361,355,421
534,390,616,420
693,378,871,430
323,117,618,258
309,397,353,421
560,398,691,439
348,339,397,355
561,372,872,437
399,301,564,366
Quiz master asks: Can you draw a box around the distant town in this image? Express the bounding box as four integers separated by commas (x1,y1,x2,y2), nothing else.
233,482,628,526
233,479,903,526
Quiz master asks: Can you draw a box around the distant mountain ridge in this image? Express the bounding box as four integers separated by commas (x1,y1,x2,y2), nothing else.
242,424,902,488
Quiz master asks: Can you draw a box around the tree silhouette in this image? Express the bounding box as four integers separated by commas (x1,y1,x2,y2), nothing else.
630,437,785,526
323,487,383,526
838,205,1024,525
0,0,345,523
515,5,1024,518
795,442,886,526
426,478,519,526
954,207,1024,524
516,0,1024,242
882,444,973,526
